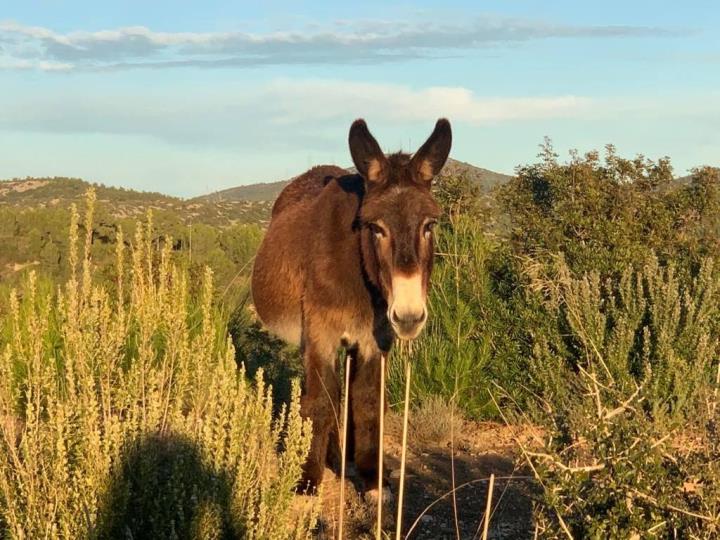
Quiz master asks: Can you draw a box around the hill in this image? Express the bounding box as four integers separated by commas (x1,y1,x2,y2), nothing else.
195,158,513,203
0,177,270,287
0,177,272,227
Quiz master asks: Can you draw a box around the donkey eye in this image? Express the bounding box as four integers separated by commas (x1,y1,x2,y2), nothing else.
368,223,387,239
423,221,437,238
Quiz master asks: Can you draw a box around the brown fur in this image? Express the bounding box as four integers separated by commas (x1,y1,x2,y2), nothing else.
252,119,452,491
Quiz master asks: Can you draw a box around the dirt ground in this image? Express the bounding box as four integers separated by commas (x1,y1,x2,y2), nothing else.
316,417,540,539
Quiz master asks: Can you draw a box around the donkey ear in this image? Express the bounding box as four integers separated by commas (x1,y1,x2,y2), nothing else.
410,118,452,184
349,119,388,184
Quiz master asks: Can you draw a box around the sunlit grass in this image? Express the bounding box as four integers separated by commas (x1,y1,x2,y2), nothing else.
0,190,318,539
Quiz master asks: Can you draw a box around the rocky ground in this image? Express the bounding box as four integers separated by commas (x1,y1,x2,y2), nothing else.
316,418,541,539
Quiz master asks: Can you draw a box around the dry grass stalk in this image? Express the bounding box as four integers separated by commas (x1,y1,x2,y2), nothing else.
338,354,351,540
481,473,495,540
376,353,386,540
450,398,460,540
404,475,534,538
395,360,412,540
488,391,575,540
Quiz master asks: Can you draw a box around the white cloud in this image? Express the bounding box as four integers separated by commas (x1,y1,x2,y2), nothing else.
0,80,593,146
267,80,591,124
0,58,72,71
0,17,681,71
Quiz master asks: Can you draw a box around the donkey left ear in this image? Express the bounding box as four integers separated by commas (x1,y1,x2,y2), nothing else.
410,118,452,184
349,119,389,185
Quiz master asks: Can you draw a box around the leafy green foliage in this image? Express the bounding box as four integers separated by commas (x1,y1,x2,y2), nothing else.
493,146,720,535
500,142,720,276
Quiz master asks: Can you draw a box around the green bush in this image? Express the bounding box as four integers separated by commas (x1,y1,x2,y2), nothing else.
0,191,317,539
501,143,720,277
510,256,720,537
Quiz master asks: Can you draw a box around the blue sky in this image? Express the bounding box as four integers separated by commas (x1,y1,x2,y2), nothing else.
1,1,719,197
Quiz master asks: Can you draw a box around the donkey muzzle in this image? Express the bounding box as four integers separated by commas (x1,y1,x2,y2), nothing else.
389,273,428,340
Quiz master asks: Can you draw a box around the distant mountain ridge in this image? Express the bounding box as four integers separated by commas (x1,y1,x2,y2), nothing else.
195,158,514,203
0,176,272,226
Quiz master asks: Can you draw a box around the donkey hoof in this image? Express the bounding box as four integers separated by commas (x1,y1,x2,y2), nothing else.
364,486,394,505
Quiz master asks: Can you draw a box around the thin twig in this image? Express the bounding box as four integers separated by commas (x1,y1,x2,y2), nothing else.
630,489,718,523
603,384,642,421
712,358,720,417
395,361,412,540
450,397,460,540
377,354,386,540
488,391,575,540
481,474,495,540
338,355,351,540
315,367,341,447
472,462,524,540
524,451,605,473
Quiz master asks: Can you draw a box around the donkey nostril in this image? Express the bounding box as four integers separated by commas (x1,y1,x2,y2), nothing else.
391,310,401,325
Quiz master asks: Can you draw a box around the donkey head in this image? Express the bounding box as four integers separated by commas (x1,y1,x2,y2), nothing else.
349,118,452,340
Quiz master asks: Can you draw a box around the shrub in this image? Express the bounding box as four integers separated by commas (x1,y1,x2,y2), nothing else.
500,143,720,278
510,255,720,537
407,395,461,448
0,191,318,539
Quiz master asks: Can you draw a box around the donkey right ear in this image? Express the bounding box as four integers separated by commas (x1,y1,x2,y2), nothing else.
410,118,452,184
349,119,388,184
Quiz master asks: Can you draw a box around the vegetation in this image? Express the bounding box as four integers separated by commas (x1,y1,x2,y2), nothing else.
2,145,720,536
0,192,317,539
518,256,720,538
0,176,270,293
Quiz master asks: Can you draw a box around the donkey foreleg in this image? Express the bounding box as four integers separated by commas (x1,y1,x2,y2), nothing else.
299,341,340,491
349,351,387,491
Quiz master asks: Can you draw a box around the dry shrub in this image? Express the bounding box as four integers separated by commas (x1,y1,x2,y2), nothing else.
0,190,318,539
409,395,461,448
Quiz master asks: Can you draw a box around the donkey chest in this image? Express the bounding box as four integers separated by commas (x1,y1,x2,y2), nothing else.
304,286,386,354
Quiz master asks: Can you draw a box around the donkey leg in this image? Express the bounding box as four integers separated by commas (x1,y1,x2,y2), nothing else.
350,352,385,491
300,342,339,491
345,349,358,469
326,348,357,473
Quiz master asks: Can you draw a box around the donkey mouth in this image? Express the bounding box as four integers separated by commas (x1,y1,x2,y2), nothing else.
389,309,427,341
392,324,425,341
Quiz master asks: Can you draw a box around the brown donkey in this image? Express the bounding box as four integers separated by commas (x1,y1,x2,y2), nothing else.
252,119,452,494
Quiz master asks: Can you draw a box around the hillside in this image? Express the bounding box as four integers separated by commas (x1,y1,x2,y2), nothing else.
196,158,513,203
0,177,272,227
0,177,270,287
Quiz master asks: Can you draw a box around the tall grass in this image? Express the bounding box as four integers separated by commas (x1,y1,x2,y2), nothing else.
0,190,318,539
